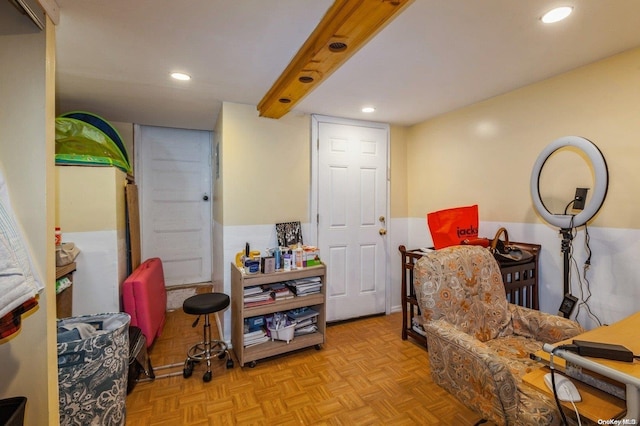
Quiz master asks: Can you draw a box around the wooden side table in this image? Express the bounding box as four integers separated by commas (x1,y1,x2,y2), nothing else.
399,245,428,347
56,262,76,318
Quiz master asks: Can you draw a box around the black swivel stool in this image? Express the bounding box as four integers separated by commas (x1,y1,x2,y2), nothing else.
182,293,234,382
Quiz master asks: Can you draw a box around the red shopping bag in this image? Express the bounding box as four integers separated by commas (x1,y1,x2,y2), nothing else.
427,205,479,249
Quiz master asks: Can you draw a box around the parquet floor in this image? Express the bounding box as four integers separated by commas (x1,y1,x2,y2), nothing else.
125,309,489,425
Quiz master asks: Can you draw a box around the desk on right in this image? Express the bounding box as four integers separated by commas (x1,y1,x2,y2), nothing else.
524,311,640,423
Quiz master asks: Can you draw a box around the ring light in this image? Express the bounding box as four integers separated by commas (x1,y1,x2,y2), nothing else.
530,136,608,228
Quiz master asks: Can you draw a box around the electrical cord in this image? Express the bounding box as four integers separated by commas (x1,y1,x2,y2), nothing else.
564,200,576,215
550,345,583,426
569,399,582,426
562,202,602,327
549,352,570,426
564,198,578,215
583,222,592,267
572,223,602,327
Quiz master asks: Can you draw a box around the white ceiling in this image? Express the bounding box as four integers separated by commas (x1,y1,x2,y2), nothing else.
55,0,640,131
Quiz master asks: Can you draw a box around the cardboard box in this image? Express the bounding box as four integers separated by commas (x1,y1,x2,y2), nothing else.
303,248,321,267
261,256,275,274
245,315,265,331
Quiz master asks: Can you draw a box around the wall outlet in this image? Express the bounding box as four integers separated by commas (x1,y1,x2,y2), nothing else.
573,187,589,210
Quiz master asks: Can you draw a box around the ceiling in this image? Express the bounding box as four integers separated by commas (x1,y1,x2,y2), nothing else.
55,0,640,131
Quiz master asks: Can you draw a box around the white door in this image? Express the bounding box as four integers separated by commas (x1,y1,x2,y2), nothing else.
137,125,212,286
313,116,389,322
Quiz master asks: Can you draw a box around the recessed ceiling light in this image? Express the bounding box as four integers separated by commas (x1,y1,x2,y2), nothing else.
328,42,348,52
171,72,191,81
362,106,375,113
541,6,573,24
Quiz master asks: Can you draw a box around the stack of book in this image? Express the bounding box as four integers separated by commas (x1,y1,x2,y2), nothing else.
243,329,269,347
287,307,319,336
243,285,274,307
262,282,294,301
285,277,322,296
243,315,268,347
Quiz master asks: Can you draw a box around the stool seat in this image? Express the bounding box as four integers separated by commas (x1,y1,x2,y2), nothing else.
183,293,230,315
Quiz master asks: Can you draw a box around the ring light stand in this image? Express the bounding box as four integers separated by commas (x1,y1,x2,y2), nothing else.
530,136,608,315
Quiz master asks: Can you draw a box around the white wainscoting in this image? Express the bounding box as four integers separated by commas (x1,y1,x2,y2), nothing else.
63,230,127,316
407,218,640,330
216,219,637,339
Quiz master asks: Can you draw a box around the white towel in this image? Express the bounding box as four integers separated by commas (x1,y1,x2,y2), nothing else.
0,167,44,318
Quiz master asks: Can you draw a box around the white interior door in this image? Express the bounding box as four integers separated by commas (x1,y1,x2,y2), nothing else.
137,125,212,286
314,116,389,322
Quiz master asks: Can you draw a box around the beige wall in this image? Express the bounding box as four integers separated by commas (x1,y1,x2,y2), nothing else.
390,125,408,218
56,166,127,232
212,111,225,293
218,103,410,225
407,47,640,229
220,102,311,226
0,15,58,426
55,166,128,314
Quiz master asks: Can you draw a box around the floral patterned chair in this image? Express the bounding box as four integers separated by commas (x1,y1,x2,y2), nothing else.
414,245,584,425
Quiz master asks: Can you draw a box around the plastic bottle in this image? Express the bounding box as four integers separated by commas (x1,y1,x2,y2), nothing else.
274,246,282,270
283,251,292,271
55,227,62,246
295,243,304,269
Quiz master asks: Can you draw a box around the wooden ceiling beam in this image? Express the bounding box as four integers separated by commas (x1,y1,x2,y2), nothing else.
257,0,413,119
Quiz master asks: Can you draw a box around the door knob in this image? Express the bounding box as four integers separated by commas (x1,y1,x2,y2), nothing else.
379,228,387,235
203,194,209,201
379,216,386,223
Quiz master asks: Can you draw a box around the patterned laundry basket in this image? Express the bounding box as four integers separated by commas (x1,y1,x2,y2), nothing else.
57,313,130,426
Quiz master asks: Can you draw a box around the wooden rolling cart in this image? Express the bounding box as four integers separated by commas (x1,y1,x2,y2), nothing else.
231,263,326,367
399,242,541,347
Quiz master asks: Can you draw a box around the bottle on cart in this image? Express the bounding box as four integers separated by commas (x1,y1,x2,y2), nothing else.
295,243,304,269
283,250,292,271
274,246,282,270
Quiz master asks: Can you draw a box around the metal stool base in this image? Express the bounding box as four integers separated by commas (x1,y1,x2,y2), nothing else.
183,311,234,382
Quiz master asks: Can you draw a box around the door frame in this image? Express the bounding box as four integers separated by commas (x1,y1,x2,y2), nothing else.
310,114,392,316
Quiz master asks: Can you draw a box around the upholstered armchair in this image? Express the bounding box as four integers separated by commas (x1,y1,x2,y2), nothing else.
414,245,584,425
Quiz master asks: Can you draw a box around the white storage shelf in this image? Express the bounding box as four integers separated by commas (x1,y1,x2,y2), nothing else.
231,263,326,367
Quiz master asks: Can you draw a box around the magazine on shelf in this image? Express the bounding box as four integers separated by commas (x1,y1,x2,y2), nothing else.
263,282,294,300
244,292,272,302
262,282,287,291
285,278,322,296
293,317,317,329
287,307,319,321
244,285,274,306
244,328,269,347
244,335,269,347
294,324,318,336
243,285,264,295
244,297,275,308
